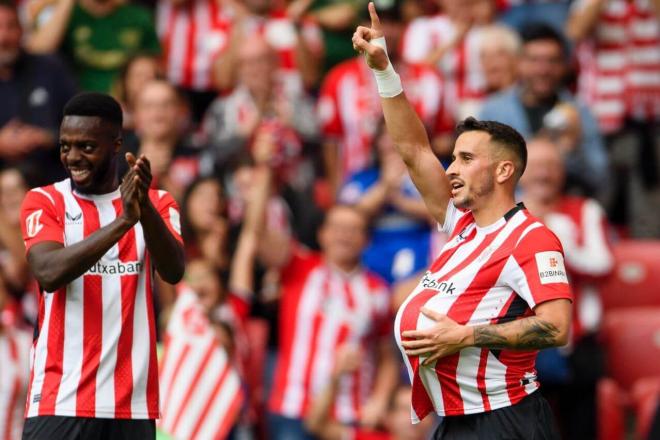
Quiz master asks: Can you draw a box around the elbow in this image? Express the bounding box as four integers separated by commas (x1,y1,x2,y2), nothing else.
35,270,63,293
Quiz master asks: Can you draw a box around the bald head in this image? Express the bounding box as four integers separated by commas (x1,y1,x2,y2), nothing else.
519,137,565,202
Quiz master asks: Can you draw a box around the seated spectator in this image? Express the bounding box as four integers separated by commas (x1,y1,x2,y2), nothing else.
112,54,163,131
567,0,660,237
25,0,161,93
260,204,398,439
401,0,496,120
319,0,452,193
122,79,199,201
305,344,436,440
0,284,32,440
520,136,614,440
479,24,519,97
0,0,76,186
156,0,232,122
480,23,608,196
213,0,324,94
339,123,432,285
201,37,318,180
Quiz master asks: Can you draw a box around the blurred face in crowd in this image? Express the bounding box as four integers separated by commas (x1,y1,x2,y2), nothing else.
244,0,271,15
186,178,226,234
438,0,471,22
0,168,28,226
238,38,276,96
480,30,519,93
446,131,516,210
470,0,495,25
134,81,181,141
124,56,161,107
59,116,120,194
386,387,435,440
0,6,21,68
518,39,565,101
519,138,564,204
318,206,368,271
185,259,224,312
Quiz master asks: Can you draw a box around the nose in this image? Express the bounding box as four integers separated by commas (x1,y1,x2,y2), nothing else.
65,146,82,164
446,160,458,178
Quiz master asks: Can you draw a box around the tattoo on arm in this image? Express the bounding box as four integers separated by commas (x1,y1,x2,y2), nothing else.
474,317,561,350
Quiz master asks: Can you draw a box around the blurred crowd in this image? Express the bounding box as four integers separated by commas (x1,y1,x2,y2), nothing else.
0,0,658,438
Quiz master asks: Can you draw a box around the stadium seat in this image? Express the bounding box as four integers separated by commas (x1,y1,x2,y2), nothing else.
597,378,626,440
631,378,660,440
600,241,660,310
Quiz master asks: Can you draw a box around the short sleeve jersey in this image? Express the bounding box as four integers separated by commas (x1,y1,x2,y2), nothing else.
394,201,572,422
20,178,182,419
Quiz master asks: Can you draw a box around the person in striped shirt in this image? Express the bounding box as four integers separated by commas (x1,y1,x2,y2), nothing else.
19,92,185,440
353,3,572,439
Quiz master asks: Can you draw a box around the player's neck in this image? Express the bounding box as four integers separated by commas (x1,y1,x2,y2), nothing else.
471,192,517,228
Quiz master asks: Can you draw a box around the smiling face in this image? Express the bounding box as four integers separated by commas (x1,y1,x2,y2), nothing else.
446,131,500,210
519,39,565,101
59,116,121,194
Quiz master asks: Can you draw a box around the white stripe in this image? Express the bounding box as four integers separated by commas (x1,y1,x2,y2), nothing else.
628,70,660,87
192,0,211,90
32,188,55,206
280,268,327,417
26,294,53,417
596,24,626,43
53,189,84,415
194,371,241,440
630,46,660,65
596,50,627,70
131,222,149,417
456,348,485,412
593,99,626,116
631,18,659,40
595,76,625,94
155,1,170,39
94,199,122,418
335,374,355,423
483,352,511,408
168,10,189,85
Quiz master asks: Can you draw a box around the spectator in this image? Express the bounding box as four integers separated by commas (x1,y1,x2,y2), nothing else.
112,54,163,131
319,0,452,193
0,284,32,440
480,22,608,196
479,24,519,96
520,136,613,440
339,123,432,285
213,0,323,94
201,37,318,180
305,344,436,440
567,0,660,237
401,0,496,120
0,167,29,297
0,0,76,186
25,0,161,93
261,204,398,438
123,79,199,201
156,0,232,122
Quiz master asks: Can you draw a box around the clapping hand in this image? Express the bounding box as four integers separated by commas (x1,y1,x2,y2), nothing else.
120,153,153,224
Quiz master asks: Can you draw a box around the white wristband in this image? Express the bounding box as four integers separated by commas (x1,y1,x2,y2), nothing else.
369,37,403,98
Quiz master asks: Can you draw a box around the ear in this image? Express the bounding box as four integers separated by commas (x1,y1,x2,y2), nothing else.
495,160,516,184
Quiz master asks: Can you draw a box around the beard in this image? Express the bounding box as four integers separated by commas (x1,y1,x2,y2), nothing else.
454,175,496,210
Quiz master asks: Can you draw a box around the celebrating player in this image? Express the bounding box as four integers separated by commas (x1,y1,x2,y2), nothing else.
19,93,185,440
353,3,573,439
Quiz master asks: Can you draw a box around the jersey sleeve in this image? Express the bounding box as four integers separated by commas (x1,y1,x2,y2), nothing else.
20,189,64,253
439,199,467,235
152,190,183,244
504,226,573,309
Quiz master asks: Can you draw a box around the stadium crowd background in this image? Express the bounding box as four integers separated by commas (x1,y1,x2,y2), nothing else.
0,0,658,439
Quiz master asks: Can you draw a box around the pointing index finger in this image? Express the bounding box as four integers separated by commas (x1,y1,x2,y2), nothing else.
368,2,381,31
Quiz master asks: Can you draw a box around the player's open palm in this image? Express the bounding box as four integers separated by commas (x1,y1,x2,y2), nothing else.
120,161,141,225
352,2,389,71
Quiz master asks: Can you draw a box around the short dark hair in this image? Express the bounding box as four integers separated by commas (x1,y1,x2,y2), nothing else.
519,22,568,56
63,92,123,128
0,0,17,13
455,117,527,179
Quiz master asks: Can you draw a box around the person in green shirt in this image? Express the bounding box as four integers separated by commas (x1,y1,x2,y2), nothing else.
25,0,161,93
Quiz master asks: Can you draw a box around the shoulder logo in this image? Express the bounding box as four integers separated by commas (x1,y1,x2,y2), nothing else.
26,210,44,238
65,212,82,223
535,251,568,285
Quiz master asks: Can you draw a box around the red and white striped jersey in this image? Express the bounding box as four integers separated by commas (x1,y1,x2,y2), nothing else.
573,0,660,133
0,327,32,440
269,247,391,423
159,288,243,440
157,0,232,91
318,58,452,180
401,15,487,120
395,201,572,421
20,178,183,419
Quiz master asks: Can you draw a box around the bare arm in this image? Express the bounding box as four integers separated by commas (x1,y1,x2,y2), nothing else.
293,26,321,89
360,339,398,428
565,0,606,42
352,3,452,225
402,299,572,365
322,140,340,202
24,0,75,54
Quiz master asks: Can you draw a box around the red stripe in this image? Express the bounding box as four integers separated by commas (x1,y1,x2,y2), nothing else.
144,253,160,418
112,199,138,417
475,349,491,412
187,362,231,440
4,335,20,439
169,341,216,433
182,2,196,88
213,389,243,440
24,298,42,417
299,290,327,413
160,343,191,424
38,287,67,415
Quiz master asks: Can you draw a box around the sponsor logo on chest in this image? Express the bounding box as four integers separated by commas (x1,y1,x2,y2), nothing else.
420,271,456,295
85,261,143,276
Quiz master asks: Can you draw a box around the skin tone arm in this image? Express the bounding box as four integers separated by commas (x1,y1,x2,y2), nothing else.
360,340,398,428
352,3,452,225
127,153,185,284
322,140,340,201
24,0,75,54
27,162,143,292
565,0,607,41
401,299,572,366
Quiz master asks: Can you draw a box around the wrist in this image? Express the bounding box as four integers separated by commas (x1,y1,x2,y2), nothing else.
117,214,137,230
369,37,403,98
462,325,476,347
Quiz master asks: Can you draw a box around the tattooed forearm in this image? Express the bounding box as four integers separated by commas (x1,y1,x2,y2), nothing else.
473,317,562,350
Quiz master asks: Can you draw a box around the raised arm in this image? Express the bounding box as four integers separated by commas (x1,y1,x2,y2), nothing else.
352,3,452,225
24,0,76,54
